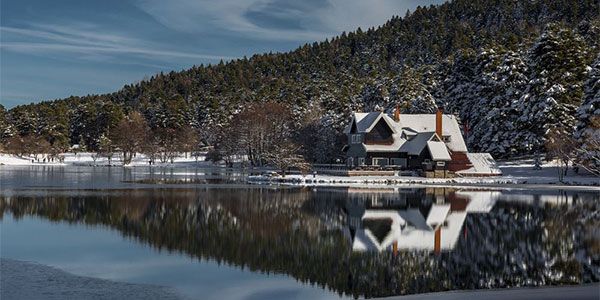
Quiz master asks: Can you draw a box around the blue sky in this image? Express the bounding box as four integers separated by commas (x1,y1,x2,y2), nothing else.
1,0,446,108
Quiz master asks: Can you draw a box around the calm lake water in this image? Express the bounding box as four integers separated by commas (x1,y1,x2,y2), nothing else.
1,165,599,299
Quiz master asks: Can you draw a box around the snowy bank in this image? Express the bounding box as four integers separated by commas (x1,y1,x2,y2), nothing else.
0,152,209,167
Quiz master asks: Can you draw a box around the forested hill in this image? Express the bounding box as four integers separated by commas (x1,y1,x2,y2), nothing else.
1,0,599,161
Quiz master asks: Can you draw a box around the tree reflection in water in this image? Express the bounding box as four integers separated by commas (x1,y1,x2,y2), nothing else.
1,187,598,298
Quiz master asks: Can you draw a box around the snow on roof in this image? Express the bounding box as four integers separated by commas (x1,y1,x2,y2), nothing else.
400,132,436,155
439,212,468,249
344,112,391,134
462,193,499,213
398,209,430,230
355,112,380,131
352,228,379,251
426,204,450,227
400,114,467,152
427,141,452,161
363,133,405,152
456,153,502,175
353,210,404,251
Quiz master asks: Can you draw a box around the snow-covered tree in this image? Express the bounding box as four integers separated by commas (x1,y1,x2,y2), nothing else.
392,67,437,114
512,24,589,154
465,48,529,156
0,104,15,149
574,56,600,174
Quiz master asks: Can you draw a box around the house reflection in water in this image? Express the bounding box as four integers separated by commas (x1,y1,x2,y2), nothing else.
341,188,500,253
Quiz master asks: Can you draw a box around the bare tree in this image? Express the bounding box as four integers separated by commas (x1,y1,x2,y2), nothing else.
209,124,242,167
545,129,576,182
154,127,178,163
111,111,149,165
264,141,310,177
5,135,25,156
142,135,160,165
98,134,115,165
178,126,199,158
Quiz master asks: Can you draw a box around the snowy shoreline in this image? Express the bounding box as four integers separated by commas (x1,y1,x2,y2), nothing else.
0,152,210,167
250,159,600,190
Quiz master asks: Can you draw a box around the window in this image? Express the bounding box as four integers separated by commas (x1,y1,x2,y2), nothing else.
391,158,407,166
351,134,362,144
443,135,451,142
436,161,446,167
358,157,365,166
347,157,354,167
372,158,389,166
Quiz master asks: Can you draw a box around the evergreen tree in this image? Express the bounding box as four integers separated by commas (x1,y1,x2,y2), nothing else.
512,24,590,153
574,56,600,173
392,66,437,114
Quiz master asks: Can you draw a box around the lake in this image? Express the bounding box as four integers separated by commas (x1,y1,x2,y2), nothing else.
1,165,599,299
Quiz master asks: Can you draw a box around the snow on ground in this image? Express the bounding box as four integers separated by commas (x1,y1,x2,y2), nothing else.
498,159,600,185
0,259,180,300
0,152,209,167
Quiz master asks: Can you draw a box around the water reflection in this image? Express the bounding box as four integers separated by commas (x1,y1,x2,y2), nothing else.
342,188,497,253
1,187,598,298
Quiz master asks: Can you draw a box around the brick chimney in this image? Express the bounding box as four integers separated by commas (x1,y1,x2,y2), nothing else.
393,104,400,122
435,107,443,138
434,227,441,255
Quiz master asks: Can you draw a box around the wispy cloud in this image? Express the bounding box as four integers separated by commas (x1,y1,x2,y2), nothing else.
136,0,447,41
135,0,335,41
0,23,234,61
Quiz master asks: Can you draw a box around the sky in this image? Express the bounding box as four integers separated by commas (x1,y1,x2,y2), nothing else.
1,0,446,108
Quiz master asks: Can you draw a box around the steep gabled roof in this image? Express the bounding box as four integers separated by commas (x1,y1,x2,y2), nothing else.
399,132,436,155
344,112,398,134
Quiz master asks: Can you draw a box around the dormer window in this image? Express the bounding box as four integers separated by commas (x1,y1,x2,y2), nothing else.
351,134,362,144
442,135,451,142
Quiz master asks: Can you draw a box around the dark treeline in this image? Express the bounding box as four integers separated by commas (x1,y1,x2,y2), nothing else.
1,0,599,165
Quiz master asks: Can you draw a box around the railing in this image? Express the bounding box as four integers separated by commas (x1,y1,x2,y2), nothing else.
312,163,348,170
